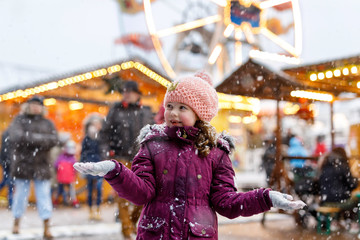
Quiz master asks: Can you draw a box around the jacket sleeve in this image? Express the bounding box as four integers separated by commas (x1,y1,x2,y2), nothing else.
210,151,272,219
104,143,156,205
8,117,58,150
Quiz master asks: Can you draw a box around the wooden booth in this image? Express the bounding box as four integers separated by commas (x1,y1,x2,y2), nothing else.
283,54,360,154
0,58,170,203
216,59,336,191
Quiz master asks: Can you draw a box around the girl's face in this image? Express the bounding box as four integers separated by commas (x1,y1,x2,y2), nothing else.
165,102,198,127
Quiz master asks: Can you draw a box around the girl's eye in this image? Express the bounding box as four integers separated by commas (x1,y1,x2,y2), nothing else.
166,104,173,109
180,105,187,110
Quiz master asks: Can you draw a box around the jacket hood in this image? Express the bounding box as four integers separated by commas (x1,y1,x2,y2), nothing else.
138,124,235,153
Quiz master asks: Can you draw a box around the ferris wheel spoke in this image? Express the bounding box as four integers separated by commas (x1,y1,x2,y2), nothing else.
258,0,292,9
241,23,255,45
155,15,221,38
234,28,244,66
208,43,223,65
260,28,298,57
249,50,301,64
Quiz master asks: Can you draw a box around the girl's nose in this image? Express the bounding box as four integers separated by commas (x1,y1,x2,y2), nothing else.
170,109,178,117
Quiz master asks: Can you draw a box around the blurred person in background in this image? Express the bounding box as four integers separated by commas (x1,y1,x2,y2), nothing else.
54,140,79,208
98,81,154,239
80,113,104,221
49,132,71,205
0,128,14,208
261,135,276,186
7,96,59,240
318,147,359,234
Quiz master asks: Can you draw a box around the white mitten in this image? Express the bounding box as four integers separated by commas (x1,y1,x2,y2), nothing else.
269,191,306,210
73,161,115,177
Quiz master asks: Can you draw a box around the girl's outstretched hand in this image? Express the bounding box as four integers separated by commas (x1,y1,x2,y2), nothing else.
269,191,306,210
73,161,115,177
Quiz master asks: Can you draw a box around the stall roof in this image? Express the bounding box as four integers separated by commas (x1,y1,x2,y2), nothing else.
283,54,360,96
0,57,171,102
216,59,312,102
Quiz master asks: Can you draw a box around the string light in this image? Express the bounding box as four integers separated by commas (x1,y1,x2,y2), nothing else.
0,61,170,102
290,90,333,102
308,65,360,81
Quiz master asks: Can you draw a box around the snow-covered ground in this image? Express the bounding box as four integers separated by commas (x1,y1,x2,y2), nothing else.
0,200,289,240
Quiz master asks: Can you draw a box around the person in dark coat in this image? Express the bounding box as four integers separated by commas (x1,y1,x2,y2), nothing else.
262,136,276,186
0,128,14,208
80,113,104,220
98,80,154,239
318,147,359,233
8,96,58,239
75,71,305,240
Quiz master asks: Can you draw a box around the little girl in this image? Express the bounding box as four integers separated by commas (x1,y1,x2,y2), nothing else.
54,140,79,207
74,71,305,240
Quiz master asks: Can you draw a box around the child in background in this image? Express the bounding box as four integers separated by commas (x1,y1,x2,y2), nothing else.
74,71,305,240
54,140,79,208
80,113,104,220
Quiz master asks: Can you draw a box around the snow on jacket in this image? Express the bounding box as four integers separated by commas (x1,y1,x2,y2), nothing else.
104,124,272,240
8,113,58,180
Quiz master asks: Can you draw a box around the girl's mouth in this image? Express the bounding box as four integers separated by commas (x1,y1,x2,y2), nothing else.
171,120,181,126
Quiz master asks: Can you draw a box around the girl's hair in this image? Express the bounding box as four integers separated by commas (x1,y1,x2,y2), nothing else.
194,120,217,157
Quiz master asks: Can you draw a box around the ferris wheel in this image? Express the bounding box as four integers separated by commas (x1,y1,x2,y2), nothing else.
143,0,302,80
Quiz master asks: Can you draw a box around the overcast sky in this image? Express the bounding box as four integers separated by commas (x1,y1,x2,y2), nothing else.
1,0,360,91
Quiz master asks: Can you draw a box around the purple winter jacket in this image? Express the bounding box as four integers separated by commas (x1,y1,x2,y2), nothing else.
104,124,272,240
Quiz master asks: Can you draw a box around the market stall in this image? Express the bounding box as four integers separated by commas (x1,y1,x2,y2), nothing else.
216,59,334,191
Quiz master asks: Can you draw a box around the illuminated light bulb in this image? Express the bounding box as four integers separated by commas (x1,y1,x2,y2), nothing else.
343,67,349,75
85,73,92,79
47,82,58,90
228,116,242,123
243,115,257,124
325,71,333,78
333,69,341,77
44,98,57,106
357,81,360,88
309,73,317,81
114,65,121,71
317,72,325,80
58,81,65,87
69,101,83,111
351,66,358,74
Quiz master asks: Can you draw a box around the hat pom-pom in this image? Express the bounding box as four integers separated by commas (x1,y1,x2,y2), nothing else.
194,70,213,86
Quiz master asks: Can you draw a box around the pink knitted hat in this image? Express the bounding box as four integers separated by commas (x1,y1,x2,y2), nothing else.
164,71,218,122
